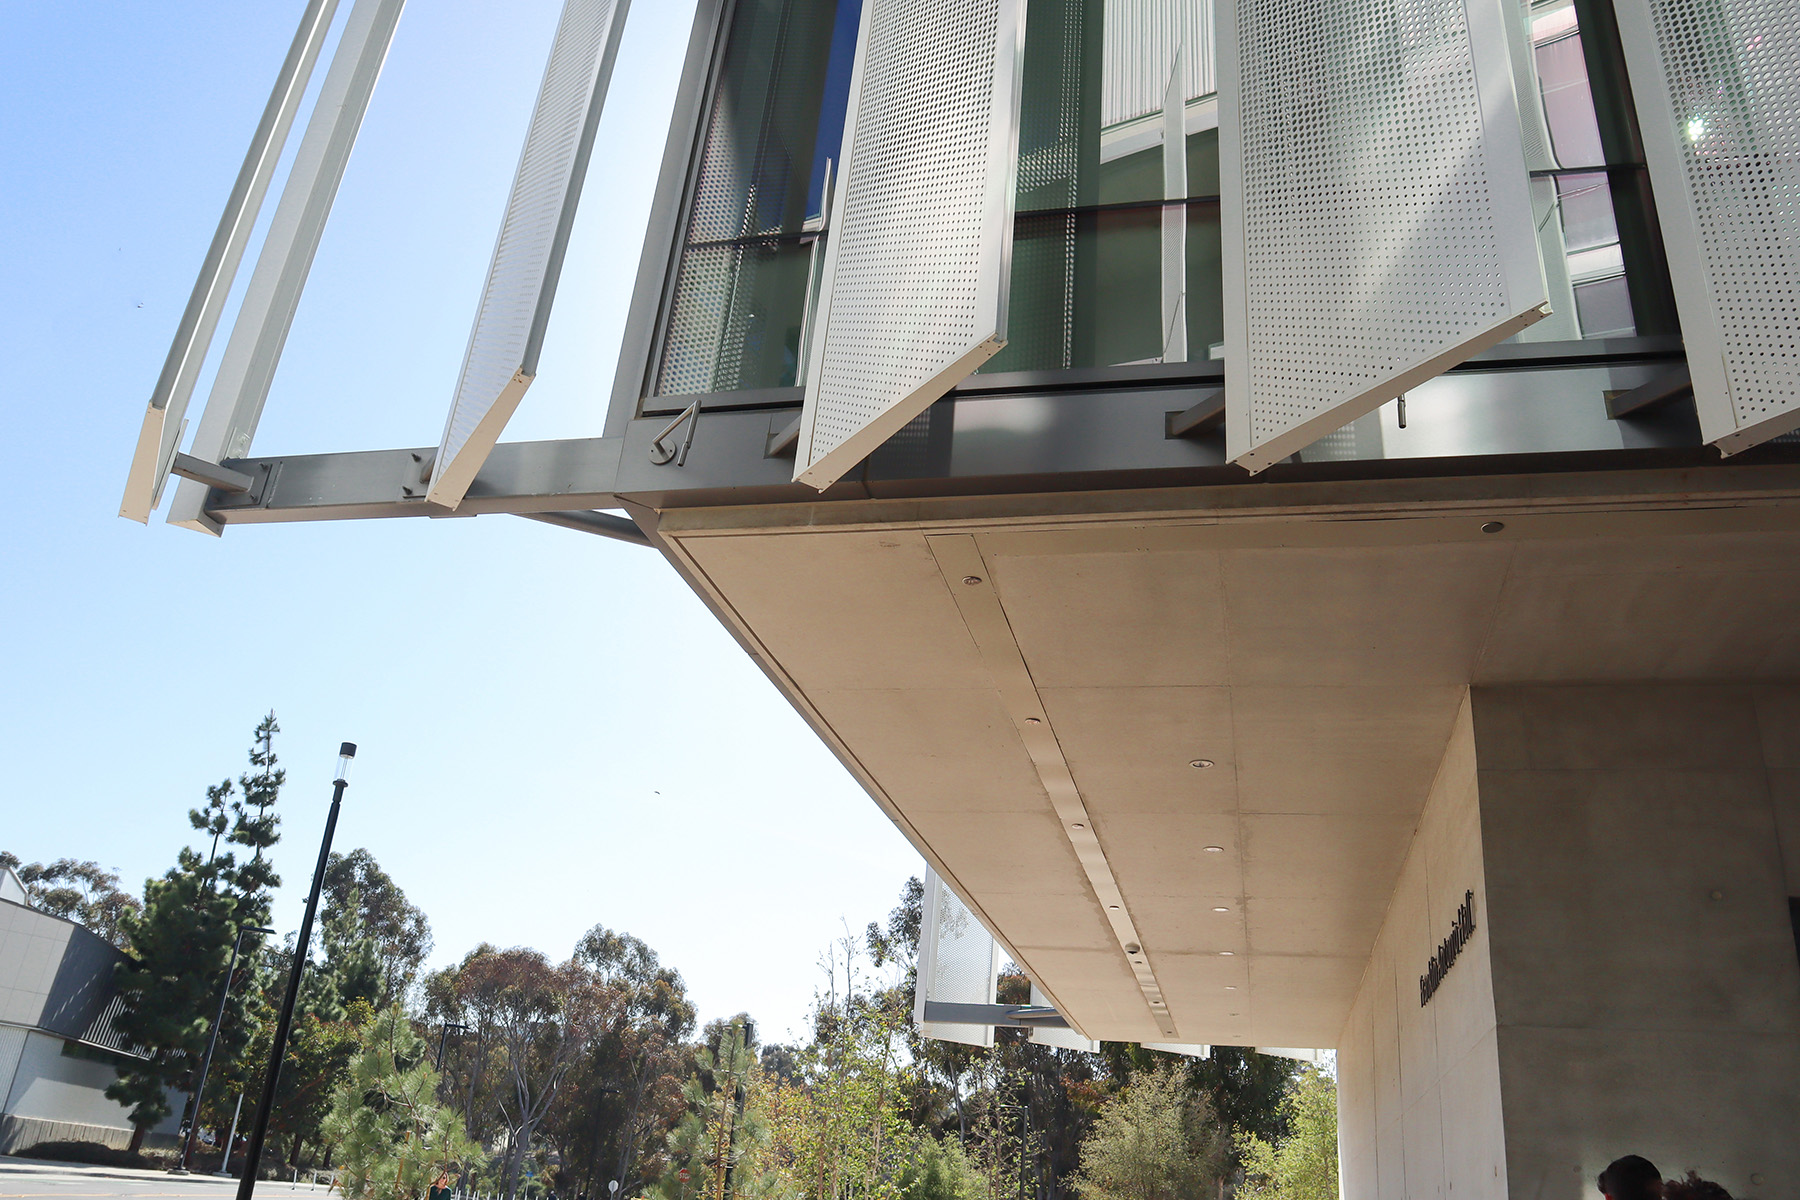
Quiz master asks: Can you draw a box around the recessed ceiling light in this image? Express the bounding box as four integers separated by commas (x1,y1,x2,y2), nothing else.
1025,717,1041,725
1225,985,1237,991
1071,822,1085,830
1203,846,1224,853
1480,521,1505,534
1213,906,1229,912
1124,943,1141,954
962,575,983,585
1108,904,1120,910
1190,758,1214,769
1219,951,1234,956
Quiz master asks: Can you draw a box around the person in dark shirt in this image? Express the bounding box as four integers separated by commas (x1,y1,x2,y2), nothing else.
1599,1156,1664,1200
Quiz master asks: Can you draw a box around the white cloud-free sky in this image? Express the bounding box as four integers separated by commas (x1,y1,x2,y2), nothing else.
0,1,919,1046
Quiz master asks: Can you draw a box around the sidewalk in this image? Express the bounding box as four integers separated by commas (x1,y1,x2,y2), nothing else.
0,1157,328,1191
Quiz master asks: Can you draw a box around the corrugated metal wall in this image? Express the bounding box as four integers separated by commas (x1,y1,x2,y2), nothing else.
1102,0,1215,127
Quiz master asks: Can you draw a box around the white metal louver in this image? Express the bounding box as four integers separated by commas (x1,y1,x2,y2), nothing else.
793,0,1029,490
119,0,343,523
1219,0,1550,473
168,0,407,533
914,868,1002,1049
1614,0,1800,454
427,0,631,508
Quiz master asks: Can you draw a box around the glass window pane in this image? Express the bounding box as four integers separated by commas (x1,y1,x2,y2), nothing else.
1534,31,1605,168
1574,275,1636,339
1555,171,1619,251
656,0,861,396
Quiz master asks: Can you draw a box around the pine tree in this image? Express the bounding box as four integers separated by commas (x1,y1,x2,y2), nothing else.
106,715,287,1150
325,1005,478,1200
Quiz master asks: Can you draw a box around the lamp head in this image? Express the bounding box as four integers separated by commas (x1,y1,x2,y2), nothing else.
335,742,357,784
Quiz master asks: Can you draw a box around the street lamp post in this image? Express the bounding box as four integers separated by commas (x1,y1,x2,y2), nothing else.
234,743,356,1200
436,1021,472,1070
175,922,277,1173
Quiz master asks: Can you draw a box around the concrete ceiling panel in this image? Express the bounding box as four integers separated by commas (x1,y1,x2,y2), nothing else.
1477,562,1800,681
1243,893,1389,957
684,530,991,691
809,688,1050,813
1221,543,1511,685
1244,955,1369,1045
1097,813,1244,899
1039,686,1239,815
1127,893,1248,956
974,889,1117,952
987,549,1228,688
1240,813,1418,901
1231,685,1464,815
905,808,1088,896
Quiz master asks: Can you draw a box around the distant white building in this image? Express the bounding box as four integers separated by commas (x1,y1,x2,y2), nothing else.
0,867,180,1154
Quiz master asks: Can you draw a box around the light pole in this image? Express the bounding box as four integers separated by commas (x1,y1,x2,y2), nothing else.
174,922,276,1173
235,742,355,1200
436,1021,472,1070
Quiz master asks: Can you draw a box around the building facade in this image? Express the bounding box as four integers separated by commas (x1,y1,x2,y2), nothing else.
127,0,1800,1195
0,873,178,1154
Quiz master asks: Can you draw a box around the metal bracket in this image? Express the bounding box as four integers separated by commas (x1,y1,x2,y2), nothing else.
1165,389,1225,439
170,452,256,494
1606,364,1693,419
516,509,651,546
765,413,802,458
400,450,436,500
648,400,700,466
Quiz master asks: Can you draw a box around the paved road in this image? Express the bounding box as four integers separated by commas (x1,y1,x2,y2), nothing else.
0,1159,332,1200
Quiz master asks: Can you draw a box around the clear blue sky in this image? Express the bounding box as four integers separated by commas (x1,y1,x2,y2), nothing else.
0,1,919,1044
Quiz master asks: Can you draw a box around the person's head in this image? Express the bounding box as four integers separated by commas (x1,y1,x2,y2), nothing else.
1662,1172,1732,1200
1599,1156,1664,1200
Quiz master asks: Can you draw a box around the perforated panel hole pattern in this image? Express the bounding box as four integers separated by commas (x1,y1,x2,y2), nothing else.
440,0,617,469
1235,0,1514,443
1647,0,1800,426
807,0,1007,464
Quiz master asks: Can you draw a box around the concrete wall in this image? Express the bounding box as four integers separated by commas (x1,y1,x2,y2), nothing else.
1473,683,1800,1200
0,1028,180,1151
1337,695,1509,1200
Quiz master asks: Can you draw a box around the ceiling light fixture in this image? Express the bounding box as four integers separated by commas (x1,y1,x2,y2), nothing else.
1481,521,1505,534
962,575,982,585
1203,845,1224,853
1219,950,1234,956
1190,758,1214,769
1213,906,1229,912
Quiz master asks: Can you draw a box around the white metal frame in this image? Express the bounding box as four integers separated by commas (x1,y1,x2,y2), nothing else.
427,0,633,508
793,0,1029,491
1613,0,1800,455
168,0,407,534
119,0,344,523
914,867,1001,1049
1219,0,1550,474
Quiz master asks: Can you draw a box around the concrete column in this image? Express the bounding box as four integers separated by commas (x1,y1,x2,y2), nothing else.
1337,684,1800,1200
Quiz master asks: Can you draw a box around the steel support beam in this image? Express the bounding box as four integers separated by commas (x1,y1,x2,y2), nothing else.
921,1002,1069,1029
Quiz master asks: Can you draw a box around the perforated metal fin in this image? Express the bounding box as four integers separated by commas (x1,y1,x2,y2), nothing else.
793,0,1028,491
1615,0,1800,455
427,0,630,508
915,868,1001,1049
1219,0,1549,473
